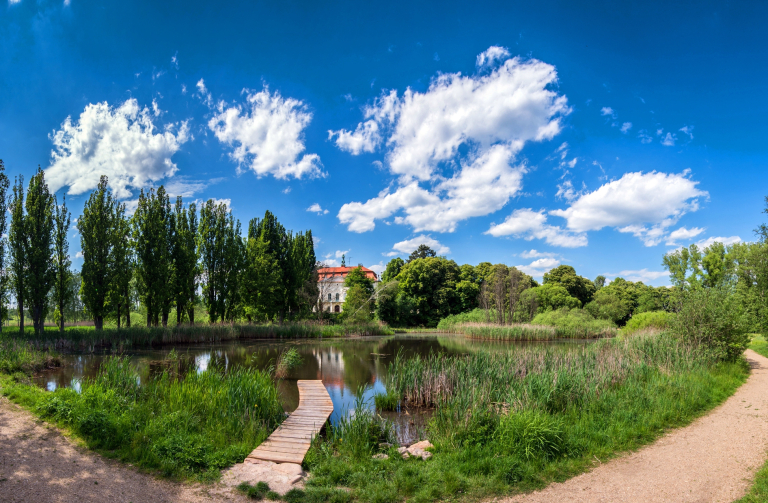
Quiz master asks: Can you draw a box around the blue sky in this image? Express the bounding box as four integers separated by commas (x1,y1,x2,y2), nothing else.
1,0,766,285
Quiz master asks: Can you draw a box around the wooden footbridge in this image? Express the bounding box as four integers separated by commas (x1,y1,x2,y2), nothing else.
247,380,334,464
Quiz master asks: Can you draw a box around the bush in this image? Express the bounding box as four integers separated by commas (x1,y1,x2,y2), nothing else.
671,287,748,362
622,311,674,335
531,308,616,331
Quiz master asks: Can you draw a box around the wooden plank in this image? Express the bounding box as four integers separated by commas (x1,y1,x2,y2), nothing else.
247,380,334,464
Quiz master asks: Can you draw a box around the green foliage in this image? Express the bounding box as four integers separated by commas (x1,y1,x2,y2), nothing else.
408,244,437,262
4,355,284,480
275,348,303,378
584,288,632,325
80,176,119,330
531,308,615,331
671,287,749,362
53,194,72,332
342,285,372,324
524,284,581,312
373,389,400,411
543,265,596,307
344,267,374,297
172,198,198,325
381,258,404,283
495,410,565,461
0,161,9,331
0,338,59,375
238,481,272,500
242,233,281,322
9,175,26,333
621,311,674,335
397,257,462,327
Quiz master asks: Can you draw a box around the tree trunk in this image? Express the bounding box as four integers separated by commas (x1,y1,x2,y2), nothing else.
176,304,182,325
162,311,168,327
125,302,131,327
116,304,121,329
94,316,103,331
188,305,194,325
59,300,65,333
147,310,151,327
18,302,24,335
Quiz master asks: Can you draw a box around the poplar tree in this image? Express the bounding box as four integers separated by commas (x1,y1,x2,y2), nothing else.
0,161,9,332
198,200,242,322
133,186,173,327
172,198,198,325
79,176,116,330
241,232,280,322
53,194,72,332
110,202,133,328
25,168,56,334
9,176,26,334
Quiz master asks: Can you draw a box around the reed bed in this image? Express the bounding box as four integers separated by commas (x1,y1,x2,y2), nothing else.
440,322,616,341
0,337,60,374
13,321,393,351
3,355,284,480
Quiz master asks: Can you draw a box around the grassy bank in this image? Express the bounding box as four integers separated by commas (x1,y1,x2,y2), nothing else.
0,355,284,481
305,332,747,503
0,337,61,374
437,308,617,340
12,321,393,351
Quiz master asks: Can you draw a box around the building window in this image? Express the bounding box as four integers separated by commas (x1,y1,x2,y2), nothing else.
334,305,340,313
328,293,332,301
335,293,340,301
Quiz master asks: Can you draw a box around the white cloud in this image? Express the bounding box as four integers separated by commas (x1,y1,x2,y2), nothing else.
549,172,707,246
335,49,570,236
339,145,526,232
181,84,187,95
383,251,399,257
164,177,223,198
614,268,668,283
322,249,351,267
665,226,706,246
171,51,179,70
75,251,84,259
476,46,511,68
391,235,450,255
679,125,694,139
486,208,588,248
46,99,189,199
519,249,558,259
196,79,213,107
209,86,324,180
620,122,632,133
695,235,742,249
660,132,677,146
307,203,329,215
368,262,386,275
516,257,562,278
600,107,616,118
282,187,291,194
637,129,653,143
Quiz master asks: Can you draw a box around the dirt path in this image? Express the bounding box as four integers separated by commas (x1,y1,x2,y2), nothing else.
502,349,768,503
0,394,247,503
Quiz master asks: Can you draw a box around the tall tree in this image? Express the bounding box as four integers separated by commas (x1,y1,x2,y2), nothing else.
408,244,437,263
79,176,116,330
110,202,133,328
241,232,281,322
9,176,26,334
133,186,174,327
0,161,9,332
172,198,198,325
198,200,242,322
52,194,72,333
24,168,56,334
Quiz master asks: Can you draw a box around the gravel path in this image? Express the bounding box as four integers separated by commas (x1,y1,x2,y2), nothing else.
0,394,247,503
502,349,768,503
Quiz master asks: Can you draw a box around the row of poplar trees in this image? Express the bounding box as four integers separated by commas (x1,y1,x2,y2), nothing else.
0,163,317,334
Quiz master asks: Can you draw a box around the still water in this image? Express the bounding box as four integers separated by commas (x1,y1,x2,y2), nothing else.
34,334,590,443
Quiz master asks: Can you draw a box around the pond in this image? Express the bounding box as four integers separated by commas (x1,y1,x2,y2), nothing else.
34,333,592,444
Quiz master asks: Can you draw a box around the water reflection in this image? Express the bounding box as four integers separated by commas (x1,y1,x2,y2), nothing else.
33,334,592,443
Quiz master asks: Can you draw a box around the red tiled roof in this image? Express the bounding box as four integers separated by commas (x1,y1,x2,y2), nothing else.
317,266,378,281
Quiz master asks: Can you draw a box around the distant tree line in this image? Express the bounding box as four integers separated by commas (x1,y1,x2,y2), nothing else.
0,164,317,333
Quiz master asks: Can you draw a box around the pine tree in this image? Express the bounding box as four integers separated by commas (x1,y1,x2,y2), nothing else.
24,168,56,335
0,161,10,332
53,194,72,333
9,176,26,334
79,176,116,330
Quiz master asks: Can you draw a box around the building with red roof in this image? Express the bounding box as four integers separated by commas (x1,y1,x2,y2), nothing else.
316,264,379,313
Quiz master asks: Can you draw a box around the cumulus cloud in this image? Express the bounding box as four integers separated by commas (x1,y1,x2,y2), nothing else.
75,251,84,259
620,122,632,133
516,256,562,278
549,171,707,246
476,46,511,68
46,99,189,199
368,262,386,275
322,249,351,267
307,203,329,215
665,226,706,246
679,125,694,139
695,235,742,248
486,208,588,248
637,129,653,143
209,86,324,179
335,50,569,233
600,107,616,118
519,249,558,259
390,235,450,255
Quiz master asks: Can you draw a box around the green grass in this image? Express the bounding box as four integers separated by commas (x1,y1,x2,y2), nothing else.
11,321,393,351
621,311,674,336
304,332,748,503
734,334,768,503
0,337,60,374
0,355,285,481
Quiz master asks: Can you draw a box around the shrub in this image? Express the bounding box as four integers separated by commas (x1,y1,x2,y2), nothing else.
671,287,748,362
622,311,674,335
494,410,565,461
531,308,616,332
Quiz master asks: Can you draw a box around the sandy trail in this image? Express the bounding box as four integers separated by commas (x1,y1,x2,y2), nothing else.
0,394,246,503
502,349,768,503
